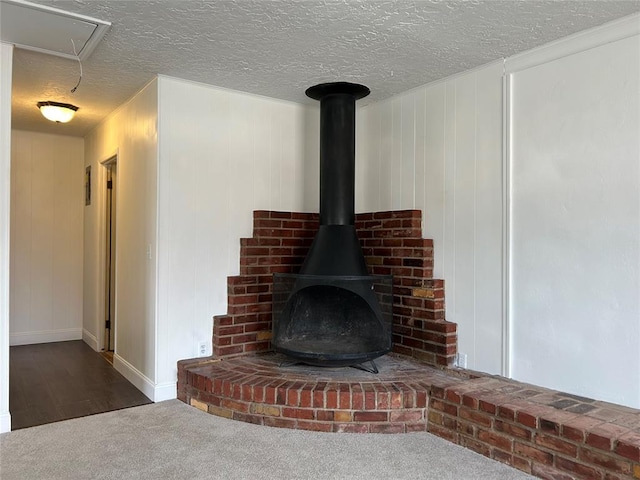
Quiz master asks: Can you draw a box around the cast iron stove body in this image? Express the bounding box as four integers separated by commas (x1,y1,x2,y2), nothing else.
272,82,393,369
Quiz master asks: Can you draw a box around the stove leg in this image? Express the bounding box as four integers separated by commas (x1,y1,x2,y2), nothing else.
352,360,378,374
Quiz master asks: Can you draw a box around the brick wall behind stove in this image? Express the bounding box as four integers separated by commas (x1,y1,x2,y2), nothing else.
213,210,457,367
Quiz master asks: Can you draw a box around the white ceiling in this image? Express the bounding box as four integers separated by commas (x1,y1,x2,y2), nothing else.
6,0,640,137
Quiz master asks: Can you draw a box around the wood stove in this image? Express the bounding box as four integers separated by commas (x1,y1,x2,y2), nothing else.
272,82,393,369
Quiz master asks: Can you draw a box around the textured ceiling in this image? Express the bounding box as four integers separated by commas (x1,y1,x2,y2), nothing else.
8,0,640,137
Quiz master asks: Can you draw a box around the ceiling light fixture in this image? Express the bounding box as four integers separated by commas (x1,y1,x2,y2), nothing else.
37,101,78,123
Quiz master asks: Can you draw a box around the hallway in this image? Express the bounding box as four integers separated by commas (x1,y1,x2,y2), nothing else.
9,341,152,430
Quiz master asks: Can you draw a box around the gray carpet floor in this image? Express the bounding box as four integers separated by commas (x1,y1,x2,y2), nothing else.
0,400,535,480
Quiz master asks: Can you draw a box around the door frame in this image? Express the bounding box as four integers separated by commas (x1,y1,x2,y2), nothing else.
97,153,118,353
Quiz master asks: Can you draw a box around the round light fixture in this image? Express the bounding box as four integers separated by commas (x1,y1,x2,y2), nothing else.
37,101,79,123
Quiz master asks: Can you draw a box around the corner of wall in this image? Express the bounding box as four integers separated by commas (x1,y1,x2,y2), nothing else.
0,42,14,432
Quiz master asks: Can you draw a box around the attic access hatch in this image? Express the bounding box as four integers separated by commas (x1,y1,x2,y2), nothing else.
0,0,110,60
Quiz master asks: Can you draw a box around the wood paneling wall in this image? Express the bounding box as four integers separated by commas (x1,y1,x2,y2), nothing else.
356,62,504,374
10,130,84,345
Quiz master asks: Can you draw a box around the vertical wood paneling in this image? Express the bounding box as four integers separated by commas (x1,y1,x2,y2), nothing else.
424,83,447,275
357,63,504,375
442,81,458,327
52,139,84,332
85,79,158,385
474,62,505,373
30,139,55,332
401,94,415,207
269,108,281,210
414,89,426,214
10,134,31,332
253,100,271,210
391,100,403,209
10,131,84,343
378,101,393,210
453,73,478,364
302,106,319,212
157,77,312,383
364,104,383,211
355,108,367,211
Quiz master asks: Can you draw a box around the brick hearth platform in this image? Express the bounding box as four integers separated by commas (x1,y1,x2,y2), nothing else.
178,210,639,479
178,353,640,479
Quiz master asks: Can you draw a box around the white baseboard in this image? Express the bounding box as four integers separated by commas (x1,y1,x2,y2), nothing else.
82,329,99,351
0,411,11,433
9,328,82,346
113,354,176,402
153,382,177,402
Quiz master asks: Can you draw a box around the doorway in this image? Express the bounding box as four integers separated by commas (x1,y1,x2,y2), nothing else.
103,158,117,361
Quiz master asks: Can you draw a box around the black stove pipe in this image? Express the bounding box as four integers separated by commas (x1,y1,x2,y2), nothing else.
306,82,370,226
300,82,371,277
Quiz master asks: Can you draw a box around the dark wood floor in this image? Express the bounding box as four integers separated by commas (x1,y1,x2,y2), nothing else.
9,340,152,430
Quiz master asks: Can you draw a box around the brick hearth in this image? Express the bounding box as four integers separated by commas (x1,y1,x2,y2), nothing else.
177,209,640,479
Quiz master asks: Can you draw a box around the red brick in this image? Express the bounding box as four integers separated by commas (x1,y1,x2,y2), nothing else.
429,424,459,443
516,410,538,429
430,399,445,412
221,398,250,413
495,419,533,441
556,456,604,478
478,429,513,452
443,402,458,416
315,410,334,422
479,399,497,415
299,388,312,408
492,449,514,466
354,411,389,422
390,410,424,423
297,421,332,432
339,388,351,410
442,415,457,430
445,390,462,404
232,412,263,425
615,432,640,462
286,388,300,407
512,455,531,474
370,423,405,434
216,345,244,356
539,417,561,435
333,423,370,433
462,394,479,410
351,389,364,410
531,463,575,480
562,416,605,443
460,436,491,456
579,448,632,474
282,407,314,420
428,410,443,425
326,389,338,409
535,433,578,457
588,431,614,451
498,405,517,422
263,417,297,429
514,442,554,465
459,408,493,428
457,419,475,437
406,423,428,432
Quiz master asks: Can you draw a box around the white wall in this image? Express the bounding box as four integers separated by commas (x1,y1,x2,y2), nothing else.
10,131,84,345
156,76,315,391
0,42,14,433
508,33,640,407
84,80,158,400
356,62,504,374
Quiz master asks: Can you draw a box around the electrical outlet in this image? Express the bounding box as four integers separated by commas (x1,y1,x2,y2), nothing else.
198,342,208,357
455,353,468,369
